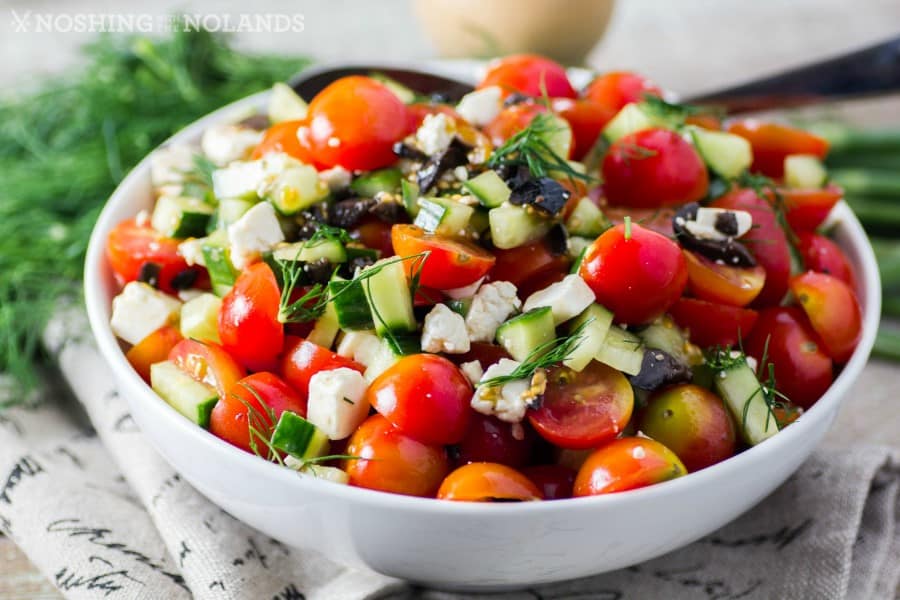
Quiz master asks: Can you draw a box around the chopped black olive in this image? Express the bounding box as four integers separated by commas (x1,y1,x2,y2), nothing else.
368,200,407,224
497,164,531,188
416,138,471,192
429,92,453,104
170,269,198,291
329,198,376,228
546,223,569,256
339,254,376,279
137,262,161,288
628,349,692,391
392,141,428,162
509,177,570,216
672,202,757,268
237,114,270,130
302,258,334,285
503,92,531,107
714,211,739,236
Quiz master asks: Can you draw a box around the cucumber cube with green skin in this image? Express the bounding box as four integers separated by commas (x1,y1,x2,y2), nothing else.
401,180,421,218
270,411,330,460
595,325,644,376
151,361,218,429
268,82,308,123
180,293,222,344
151,195,214,238
329,278,375,331
266,164,330,215
201,236,238,297
488,204,550,249
414,197,475,237
602,103,655,142
638,318,693,366
464,170,511,208
350,168,402,197
712,355,779,445
565,197,609,237
495,307,555,362
688,126,753,179
563,304,614,372
784,154,827,189
361,259,417,337
272,239,347,265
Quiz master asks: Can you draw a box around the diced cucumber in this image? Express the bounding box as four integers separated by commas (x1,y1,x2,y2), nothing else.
270,411,329,460
384,334,420,356
568,237,592,268
151,196,214,238
307,301,340,349
350,168,402,197
215,198,255,230
150,360,218,428
345,245,379,263
563,304,614,372
602,103,654,142
536,113,574,161
688,126,753,179
712,355,779,445
488,204,550,249
370,72,417,104
595,325,644,376
268,82,308,123
361,259,417,336
297,463,350,484
784,154,827,189
401,180,420,218
638,317,693,366
329,277,375,331
266,164,330,215
565,197,608,237
495,307,555,362
201,233,238,297
364,338,402,382
467,208,491,237
414,197,475,237
463,170,511,208
180,293,222,344
273,238,347,264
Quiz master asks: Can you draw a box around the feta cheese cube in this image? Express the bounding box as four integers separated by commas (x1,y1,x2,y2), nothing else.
227,202,285,269
421,304,470,354
416,113,455,156
201,124,263,167
178,237,207,267
523,274,595,325
336,331,383,366
465,281,522,342
456,86,502,126
306,367,370,440
150,144,196,187
471,358,531,423
110,282,182,346
212,160,266,200
460,360,484,386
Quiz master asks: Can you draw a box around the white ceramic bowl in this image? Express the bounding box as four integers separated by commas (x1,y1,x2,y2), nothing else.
84,79,881,591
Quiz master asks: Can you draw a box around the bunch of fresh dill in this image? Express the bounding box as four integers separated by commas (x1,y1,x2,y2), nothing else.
0,27,308,401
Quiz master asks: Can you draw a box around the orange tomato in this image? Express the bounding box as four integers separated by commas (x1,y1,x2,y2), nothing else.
126,326,183,382
683,250,766,307
169,339,246,399
390,224,496,290
726,119,829,178
789,272,862,363
437,463,543,502
574,438,687,496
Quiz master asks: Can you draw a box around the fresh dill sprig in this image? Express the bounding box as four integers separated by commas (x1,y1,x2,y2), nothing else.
704,345,786,431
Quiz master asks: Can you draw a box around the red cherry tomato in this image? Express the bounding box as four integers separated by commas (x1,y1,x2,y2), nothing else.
522,465,576,500
745,307,833,409
551,98,616,160
126,326,183,382
603,205,676,237
301,76,408,171
488,240,569,288
251,119,314,162
390,224,496,290
437,463,543,502
483,103,547,146
579,222,687,324
789,272,862,363
711,188,791,308
528,362,634,450
780,185,843,232
582,71,663,114
218,262,284,372
169,339,247,399
602,128,708,209
349,216,395,258
280,337,364,400
574,437,687,496
516,267,569,301
449,342,512,371
367,354,473,445
478,54,576,99
210,372,306,454
454,413,534,469
106,218,200,294
344,414,449,497
796,232,857,289
683,250,766,307
727,120,829,178
669,298,759,348
406,102,461,131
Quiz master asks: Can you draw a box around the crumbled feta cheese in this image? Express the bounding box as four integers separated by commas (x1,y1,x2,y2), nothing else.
178,237,207,267
456,86,502,127
685,208,753,241
421,304,470,354
319,166,352,191
416,112,455,156
110,282,182,346
523,274,595,325
471,358,531,423
336,331,383,366
150,144,196,187
460,360,484,386
227,202,285,269
465,281,522,342
306,367,370,440
444,276,484,300
201,124,263,167
212,160,266,200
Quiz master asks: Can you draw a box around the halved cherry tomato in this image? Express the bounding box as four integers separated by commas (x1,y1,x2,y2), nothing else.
299,76,408,171
106,218,199,294
210,372,306,454
391,224,496,290
528,362,634,450
551,98,616,160
579,222,687,324
683,250,766,307
727,119,829,178
280,337,363,400
796,231,856,289
602,128,708,209
126,325,183,382
712,188,791,308
350,216,395,258
251,119,314,162
790,272,862,363
483,103,547,147
669,298,759,348
582,71,662,114
478,54,576,99
745,307,832,409
488,240,569,288
522,465,576,500
780,185,843,232
218,262,284,372
637,384,737,472
169,339,247,399
574,437,687,496
368,354,472,445
344,414,449,497
437,463,542,502
518,267,568,301
454,413,534,469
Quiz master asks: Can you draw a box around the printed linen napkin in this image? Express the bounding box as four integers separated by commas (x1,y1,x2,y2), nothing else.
1,310,898,600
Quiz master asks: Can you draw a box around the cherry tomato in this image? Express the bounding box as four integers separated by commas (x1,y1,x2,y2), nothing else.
582,71,663,114
368,354,472,445
602,128,708,209
684,113,722,131
126,325,183,382
169,339,247,399
789,272,862,363
711,188,791,307
406,102,461,131
772,402,804,428
637,384,737,472
517,267,569,300
522,465,576,500
483,103,547,147
603,205,676,237
350,216,395,258
390,224,496,290
478,54,576,99
780,185,842,232
449,342,512,371
683,250,766,307
574,437,687,496
251,119,314,162
551,98,616,160
454,413,534,468
344,414,449,497
745,307,833,409
106,218,200,294
488,240,569,288
218,262,284,372
437,463,543,502
300,76,408,171
796,231,857,289
579,222,687,324
727,119,829,178
669,298,759,348
528,362,634,450
280,337,364,399
210,372,306,454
